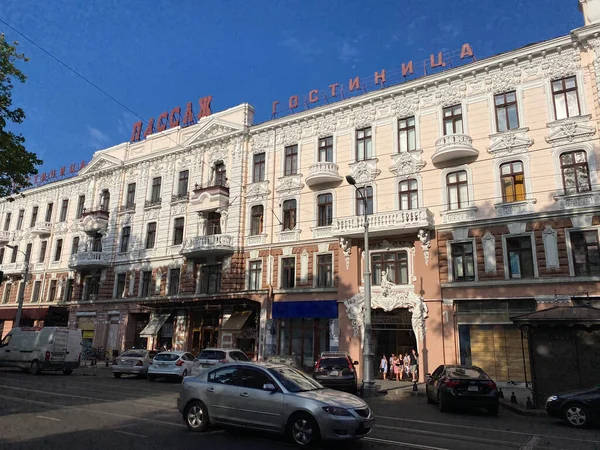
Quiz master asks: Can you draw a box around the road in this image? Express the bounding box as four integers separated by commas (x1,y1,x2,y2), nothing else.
0,368,598,450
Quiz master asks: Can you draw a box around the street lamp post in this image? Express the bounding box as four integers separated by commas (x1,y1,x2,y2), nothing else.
345,175,376,395
6,245,29,328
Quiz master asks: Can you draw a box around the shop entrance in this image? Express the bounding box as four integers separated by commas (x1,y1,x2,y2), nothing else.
372,308,417,361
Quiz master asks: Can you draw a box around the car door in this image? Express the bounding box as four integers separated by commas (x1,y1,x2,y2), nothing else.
0,333,14,366
204,365,241,424
236,367,284,431
428,365,444,399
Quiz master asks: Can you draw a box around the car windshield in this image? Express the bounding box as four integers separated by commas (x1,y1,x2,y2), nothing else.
268,366,324,392
154,353,180,361
120,350,146,358
319,357,349,367
198,350,226,360
447,367,487,379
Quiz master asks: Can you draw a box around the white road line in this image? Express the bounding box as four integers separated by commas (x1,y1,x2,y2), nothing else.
36,415,61,422
114,430,148,438
375,415,600,444
520,436,541,450
364,436,450,450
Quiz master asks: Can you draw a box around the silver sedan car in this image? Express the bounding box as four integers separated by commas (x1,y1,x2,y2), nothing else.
177,362,373,445
112,349,157,378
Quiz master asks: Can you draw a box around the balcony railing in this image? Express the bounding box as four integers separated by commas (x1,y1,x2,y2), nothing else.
331,208,434,238
0,262,28,275
69,251,111,269
80,206,109,234
82,206,109,218
0,230,12,242
191,181,230,210
119,203,136,213
305,162,343,188
171,192,189,203
145,198,162,208
31,221,53,236
180,234,234,257
432,134,479,165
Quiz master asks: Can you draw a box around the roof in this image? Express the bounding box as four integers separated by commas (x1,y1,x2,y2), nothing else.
511,306,600,327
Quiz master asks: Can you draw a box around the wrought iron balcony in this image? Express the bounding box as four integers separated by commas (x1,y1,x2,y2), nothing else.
144,198,162,208
81,207,109,234
191,181,229,211
171,192,189,203
31,221,53,236
432,134,479,165
69,251,111,269
180,234,234,258
119,203,136,213
0,230,12,243
331,208,434,238
305,162,343,188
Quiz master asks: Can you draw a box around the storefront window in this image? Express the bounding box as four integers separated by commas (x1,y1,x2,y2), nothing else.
277,318,330,371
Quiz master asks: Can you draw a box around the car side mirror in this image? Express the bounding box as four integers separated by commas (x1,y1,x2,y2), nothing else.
425,373,432,380
263,383,277,392
353,361,359,365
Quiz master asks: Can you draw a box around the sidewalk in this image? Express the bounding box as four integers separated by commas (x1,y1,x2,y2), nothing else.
496,382,547,417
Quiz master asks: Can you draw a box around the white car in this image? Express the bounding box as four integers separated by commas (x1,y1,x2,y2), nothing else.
191,348,250,375
148,351,194,381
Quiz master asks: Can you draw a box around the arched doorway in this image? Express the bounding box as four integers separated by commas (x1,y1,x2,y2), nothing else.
372,308,417,361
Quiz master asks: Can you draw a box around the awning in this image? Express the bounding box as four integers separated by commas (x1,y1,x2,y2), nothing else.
221,311,252,331
272,301,338,319
0,307,48,321
139,313,171,337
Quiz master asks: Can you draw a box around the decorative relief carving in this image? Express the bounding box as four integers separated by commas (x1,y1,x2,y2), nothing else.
276,174,304,195
277,126,302,146
482,231,497,275
208,146,228,167
495,199,536,217
300,249,309,284
353,105,376,128
349,159,380,184
340,237,351,270
541,50,580,80
555,192,600,209
392,95,419,118
542,225,560,270
487,128,533,157
545,115,596,145
172,202,187,215
317,117,337,137
250,132,274,153
371,239,415,252
246,181,271,200
441,207,477,224
418,229,431,266
389,151,426,179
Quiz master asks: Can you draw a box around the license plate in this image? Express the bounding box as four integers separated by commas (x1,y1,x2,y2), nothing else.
468,386,479,392
159,363,167,367
330,370,339,376
122,361,133,365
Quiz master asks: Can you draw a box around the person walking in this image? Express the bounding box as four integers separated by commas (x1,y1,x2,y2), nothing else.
394,354,402,381
380,354,388,380
410,348,419,382
403,352,411,381
389,354,395,381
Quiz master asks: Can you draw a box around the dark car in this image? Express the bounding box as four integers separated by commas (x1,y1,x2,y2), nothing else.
545,385,600,428
425,364,499,416
313,351,359,394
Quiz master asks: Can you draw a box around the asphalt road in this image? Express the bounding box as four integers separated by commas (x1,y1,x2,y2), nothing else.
0,367,598,450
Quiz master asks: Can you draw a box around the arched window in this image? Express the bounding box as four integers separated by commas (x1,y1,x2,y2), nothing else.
317,193,333,227
399,179,418,210
100,189,110,211
355,186,373,216
560,150,591,194
282,200,297,231
250,205,264,235
214,162,226,186
446,171,468,210
500,161,525,203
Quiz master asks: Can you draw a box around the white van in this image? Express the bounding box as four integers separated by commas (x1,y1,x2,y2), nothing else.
0,327,83,375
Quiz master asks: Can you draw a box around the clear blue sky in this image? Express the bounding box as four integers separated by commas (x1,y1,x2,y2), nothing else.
1,0,583,173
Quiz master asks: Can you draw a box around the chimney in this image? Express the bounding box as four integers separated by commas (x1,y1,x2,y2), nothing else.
580,0,600,25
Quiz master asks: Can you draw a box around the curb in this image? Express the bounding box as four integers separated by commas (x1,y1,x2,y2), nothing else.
500,400,547,417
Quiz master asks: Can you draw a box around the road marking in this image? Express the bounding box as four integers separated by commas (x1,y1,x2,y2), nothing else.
520,436,541,450
36,415,61,422
364,436,450,450
114,430,148,438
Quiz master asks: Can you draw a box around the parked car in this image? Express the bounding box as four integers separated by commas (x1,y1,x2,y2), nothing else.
148,351,195,381
425,364,499,415
545,385,600,428
313,352,359,394
112,349,157,378
0,327,82,375
191,348,250,375
264,355,302,370
178,361,373,445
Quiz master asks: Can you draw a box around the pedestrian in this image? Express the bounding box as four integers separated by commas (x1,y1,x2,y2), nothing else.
410,348,419,382
389,354,395,381
380,354,388,380
403,352,411,381
394,354,402,381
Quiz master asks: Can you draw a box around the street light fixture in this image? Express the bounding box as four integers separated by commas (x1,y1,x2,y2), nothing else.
5,244,29,328
345,175,376,395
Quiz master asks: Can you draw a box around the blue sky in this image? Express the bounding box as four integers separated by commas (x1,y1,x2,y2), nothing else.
1,0,583,173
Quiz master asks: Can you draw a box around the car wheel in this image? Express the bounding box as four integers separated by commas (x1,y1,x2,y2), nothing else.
184,400,210,432
148,374,156,382
30,360,42,375
487,404,499,416
564,404,591,428
63,369,73,376
113,373,122,378
288,413,320,446
438,392,449,413
426,386,434,404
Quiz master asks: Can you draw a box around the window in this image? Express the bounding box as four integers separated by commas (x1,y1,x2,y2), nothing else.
30,206,38,227
39,241,47,263
249,261,262,290
0,248,3,264
16,209,24,230
250,205,264,235
399,179,418,210
146,222,157,249
355,127,372,161
560,151,591,195
173,218,185,245
317,254,333,288
150,177,162,203
241,367,273,391
199,264,221,294
178,170,189,196
24,243,32,263
59,199,69,222
282,199,297,231
92,233,102,252
48,280,57,302
2,284,12,304
570,231,600,276
116,274,126,299
3,213,11,231
206,212,221,235
284,145,298,176
141,271,152,297
495,91,519,132
552,76,580,120
100,190,110,211
372,252,409,285
446,171,469,210
281,257,296,289
318,136,333,162
500,161,525,203
398,117,416,152
451,242,475,282
64,278,74,302
120,226,131,253
356,186,373,216
168,269,181,296
45,202,54,222
76,195,85,219
443,105,463,135
54,239,63,261
317,193,333,227
253,153,266,182
208,366,239,385
506,236,534,279
126,183,136,207
214,162,226,186
10,245,18,263
31,280,42,303
71,236,80,255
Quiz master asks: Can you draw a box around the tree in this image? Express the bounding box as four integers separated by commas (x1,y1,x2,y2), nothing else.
0,33,42,197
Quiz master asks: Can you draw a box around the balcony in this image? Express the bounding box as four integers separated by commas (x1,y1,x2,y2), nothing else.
0,230,11,243
432,134,479,165
171,193,189,203
0,262,28,276
180,234,234,258
191,182,229,211
80,207,109,235
331,208,434,238
69,251,111,269
119,203,136,213
305,162,343,188
31,221,53,237
144,198,162,209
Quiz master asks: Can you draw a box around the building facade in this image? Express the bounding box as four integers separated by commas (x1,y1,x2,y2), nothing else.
2,0,600,382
